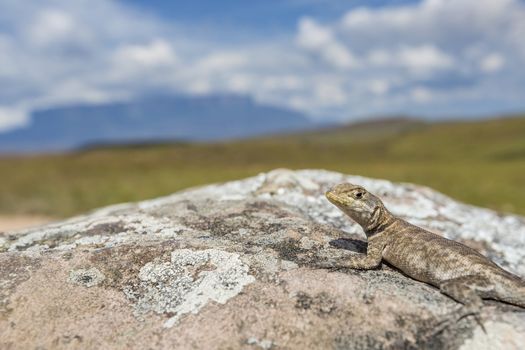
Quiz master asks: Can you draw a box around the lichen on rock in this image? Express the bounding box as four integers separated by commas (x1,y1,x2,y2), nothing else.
0,237,7,252
124,248,255,328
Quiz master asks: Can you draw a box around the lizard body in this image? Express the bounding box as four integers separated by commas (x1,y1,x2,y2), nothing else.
321,183,525,321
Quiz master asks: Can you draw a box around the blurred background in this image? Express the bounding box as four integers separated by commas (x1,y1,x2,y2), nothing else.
0,0,524,231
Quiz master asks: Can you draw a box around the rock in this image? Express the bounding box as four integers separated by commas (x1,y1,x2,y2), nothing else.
0,169,524,350
69,267,106,288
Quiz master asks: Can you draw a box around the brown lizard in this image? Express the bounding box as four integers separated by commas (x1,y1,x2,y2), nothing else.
318,183,525,326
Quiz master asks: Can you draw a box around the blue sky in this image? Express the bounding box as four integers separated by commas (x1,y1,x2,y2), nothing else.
121,1,419,35
0,0,525,131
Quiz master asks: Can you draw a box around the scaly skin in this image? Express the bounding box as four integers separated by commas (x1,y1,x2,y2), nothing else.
320,183,525,326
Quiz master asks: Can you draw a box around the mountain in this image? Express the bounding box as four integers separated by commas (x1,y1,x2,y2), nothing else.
0,95,315,153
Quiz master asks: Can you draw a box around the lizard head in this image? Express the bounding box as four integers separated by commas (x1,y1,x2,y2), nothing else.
325,183,384,227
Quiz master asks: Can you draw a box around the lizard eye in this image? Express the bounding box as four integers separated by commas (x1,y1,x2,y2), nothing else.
355,192,363,199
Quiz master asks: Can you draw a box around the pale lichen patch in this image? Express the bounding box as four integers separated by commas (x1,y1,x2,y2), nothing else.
246,336,274,349
0,237,7,252
124,248,255,328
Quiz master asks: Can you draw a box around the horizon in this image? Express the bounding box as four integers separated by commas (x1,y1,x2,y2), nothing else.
2,111,523,157
1,0,525,135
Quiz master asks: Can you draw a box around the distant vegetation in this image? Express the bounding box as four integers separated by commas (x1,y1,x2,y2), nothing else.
1,116,524,217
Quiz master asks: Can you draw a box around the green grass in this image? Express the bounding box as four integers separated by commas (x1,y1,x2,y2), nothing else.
1,116,525,217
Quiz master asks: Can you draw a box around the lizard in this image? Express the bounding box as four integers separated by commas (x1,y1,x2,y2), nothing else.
317,182,525,328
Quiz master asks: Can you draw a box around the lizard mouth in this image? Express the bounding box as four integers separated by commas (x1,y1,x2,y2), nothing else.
325,190,343,205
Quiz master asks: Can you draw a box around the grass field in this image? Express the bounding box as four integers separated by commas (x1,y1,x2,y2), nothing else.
1,116,525,218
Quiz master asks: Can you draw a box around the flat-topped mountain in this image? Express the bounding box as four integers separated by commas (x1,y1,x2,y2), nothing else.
0,95,314,153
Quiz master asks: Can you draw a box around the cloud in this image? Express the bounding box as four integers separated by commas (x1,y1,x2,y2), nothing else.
410,87,433,103
397,45,454,73
28,9,76,47
368,79,390,96
195,52,247,74
0,106,29,132
113,40,177,68
0,0,176,129
329,0,525,117
312,78,347,106
1,0,525,131
479,53,505,73
296,17,358,69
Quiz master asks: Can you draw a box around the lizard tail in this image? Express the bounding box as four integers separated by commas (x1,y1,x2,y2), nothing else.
493,272,525,308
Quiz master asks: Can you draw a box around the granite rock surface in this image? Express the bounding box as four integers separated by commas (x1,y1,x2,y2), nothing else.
1,169,524,349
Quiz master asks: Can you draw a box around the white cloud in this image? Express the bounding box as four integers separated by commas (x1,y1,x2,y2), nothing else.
186,79,212,95
0,0,176,120
28,9,75,47
368,49,390,66
296,17,357,69
340,0,519,51
296,17,333,50
261,75,304,91
366,45,454,74
480,53,505,73
397,45,453,73
114,39,177,68
1,0,525,131
227,74,253,93
314,79,347,106
368,79,390,95
342,6,414,30
411,87,433,103
0,106,29,132
195,52,247,73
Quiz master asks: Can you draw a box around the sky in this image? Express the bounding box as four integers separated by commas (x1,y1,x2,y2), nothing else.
0,0,525,132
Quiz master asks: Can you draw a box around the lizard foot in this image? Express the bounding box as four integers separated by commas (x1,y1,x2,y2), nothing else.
429,305,485,337
458,306,486,333
438,277,488,334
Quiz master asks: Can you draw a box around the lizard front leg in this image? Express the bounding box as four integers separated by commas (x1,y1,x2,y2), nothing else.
316,240,385,270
